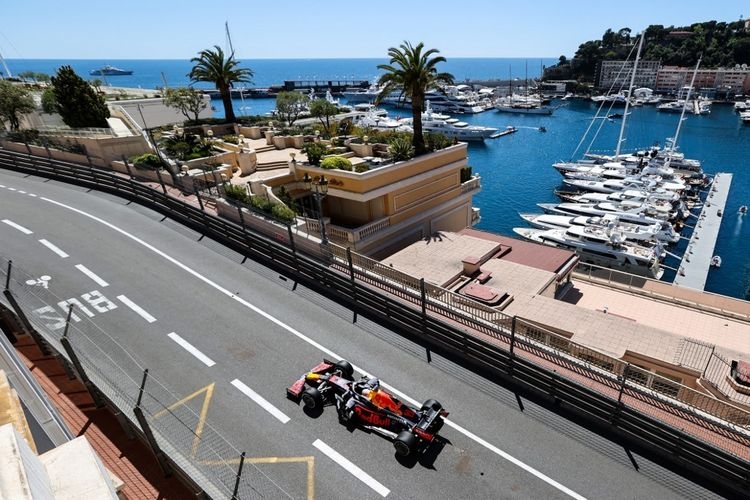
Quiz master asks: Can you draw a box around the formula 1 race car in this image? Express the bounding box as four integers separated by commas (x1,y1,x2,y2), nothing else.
287,359,448,457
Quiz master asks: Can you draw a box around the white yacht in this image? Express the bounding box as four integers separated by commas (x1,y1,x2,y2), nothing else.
538,200,681,222
562,175,686,194
519,212,680,244
513,225,664,279
418,108,500,141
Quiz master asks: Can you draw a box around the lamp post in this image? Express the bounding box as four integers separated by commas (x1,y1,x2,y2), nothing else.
303,172,329,244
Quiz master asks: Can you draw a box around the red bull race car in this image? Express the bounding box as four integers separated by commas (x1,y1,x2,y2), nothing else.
287,359,448,456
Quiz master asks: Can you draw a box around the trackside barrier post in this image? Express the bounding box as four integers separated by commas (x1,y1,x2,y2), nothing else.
507,317,517,376
236,206,253,254
346,248,358,323
420,278,432,361
133,369,173,477
611,363,630,425
3,261,52,356
231,451,246,500
122,155,135,179
155,168,167,194
60,305,106,409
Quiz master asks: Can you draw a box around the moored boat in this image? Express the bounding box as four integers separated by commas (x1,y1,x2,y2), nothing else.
90,64,133,76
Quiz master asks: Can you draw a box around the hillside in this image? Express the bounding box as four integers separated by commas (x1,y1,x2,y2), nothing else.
544,20,750,82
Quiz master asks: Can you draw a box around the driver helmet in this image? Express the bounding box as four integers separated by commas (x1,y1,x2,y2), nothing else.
367,378,380,390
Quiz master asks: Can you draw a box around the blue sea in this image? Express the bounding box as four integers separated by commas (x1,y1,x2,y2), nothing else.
7,59,750,300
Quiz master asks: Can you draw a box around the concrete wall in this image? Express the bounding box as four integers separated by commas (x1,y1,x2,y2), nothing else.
111,96,212,129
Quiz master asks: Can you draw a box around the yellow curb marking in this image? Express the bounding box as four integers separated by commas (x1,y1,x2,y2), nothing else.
200,456,315,500
152,383,214,458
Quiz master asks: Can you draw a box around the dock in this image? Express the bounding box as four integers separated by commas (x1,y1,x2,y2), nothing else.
673,172,732,290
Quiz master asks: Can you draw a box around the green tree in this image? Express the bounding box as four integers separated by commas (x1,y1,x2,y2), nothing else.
275,91,308,126
189,45,253,123
309,99,339,131
163,87,208,122
89,78,104,93
18,70,37,83
50,65,109,128
41,88,57,113
0,80,35,130
376,41,454,155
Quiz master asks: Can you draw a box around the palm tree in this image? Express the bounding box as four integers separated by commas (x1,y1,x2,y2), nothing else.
189,45,253,123
376,41,454,155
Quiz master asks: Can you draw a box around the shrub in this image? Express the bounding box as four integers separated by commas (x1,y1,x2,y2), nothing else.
271,203,296,223
250,195,272,212
221,134,239,144
320,155,352,171
301,141,328,166
387,136,415,162
132,153,163,170
425,132,453,152
224,183,250,203
460,166,473,183
355,163,370,173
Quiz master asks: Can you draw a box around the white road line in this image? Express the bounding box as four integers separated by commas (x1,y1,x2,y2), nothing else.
7,187,16,191
2,219,33,234
230,379,290,424
28,193,37,197
116,294,156,323
313,439,390,497
39,239,69,258
75,264,109,287
167,332,216,367
40,195,585,499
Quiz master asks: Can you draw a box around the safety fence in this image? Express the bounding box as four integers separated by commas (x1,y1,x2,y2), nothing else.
1,148,749,498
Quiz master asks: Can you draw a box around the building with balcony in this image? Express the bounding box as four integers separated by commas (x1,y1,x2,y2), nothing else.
284,143,481,257
655,66,750,96
596,60,661,91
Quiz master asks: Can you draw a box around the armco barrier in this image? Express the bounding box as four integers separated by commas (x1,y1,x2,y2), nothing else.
1,148,748,497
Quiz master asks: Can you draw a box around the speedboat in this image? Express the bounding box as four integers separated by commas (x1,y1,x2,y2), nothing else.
538,200,681,222
513,225,664,279
89,64,133,76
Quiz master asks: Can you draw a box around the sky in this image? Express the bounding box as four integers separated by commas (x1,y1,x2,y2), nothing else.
1,1,747,60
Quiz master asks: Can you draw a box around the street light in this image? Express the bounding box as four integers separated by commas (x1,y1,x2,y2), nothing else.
303,172,329,244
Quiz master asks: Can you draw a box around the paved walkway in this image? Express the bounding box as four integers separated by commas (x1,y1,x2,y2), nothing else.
674,173,732,290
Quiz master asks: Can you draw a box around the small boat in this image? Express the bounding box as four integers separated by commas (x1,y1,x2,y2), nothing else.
90,64,133,76
538,126,547,133
710,255,722,268
739,205,748,215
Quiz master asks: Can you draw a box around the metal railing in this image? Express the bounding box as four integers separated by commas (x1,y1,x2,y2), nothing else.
1,148,748,498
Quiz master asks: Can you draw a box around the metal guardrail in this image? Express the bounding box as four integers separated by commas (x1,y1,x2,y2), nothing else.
1,149,748,498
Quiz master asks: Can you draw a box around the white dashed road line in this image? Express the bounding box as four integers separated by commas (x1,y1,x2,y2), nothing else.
313,439,390,497
2,219,33,234
167,332,216,367
116,294,156,323
75,264,109,287
230,379,290,424
39,239,69,258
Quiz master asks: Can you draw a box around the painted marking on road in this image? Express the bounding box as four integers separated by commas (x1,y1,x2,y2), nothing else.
153,383,215,458
7,187,16,191
116,294,156,323
75,264,109,287
167,332,216,367
313,439,390,497
230,379,290,424
18,190,26,194
39,238,69,258
40,195,586,499
28,193,37,197
2,219,33,234
200,456,315,500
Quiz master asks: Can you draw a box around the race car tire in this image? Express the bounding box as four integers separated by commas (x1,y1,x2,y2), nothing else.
393,430,419,457
302,387,323,409
334,360,354,380
421,399,443,412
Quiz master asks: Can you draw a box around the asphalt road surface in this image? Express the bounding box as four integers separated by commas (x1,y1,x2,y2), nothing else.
0,169,722,499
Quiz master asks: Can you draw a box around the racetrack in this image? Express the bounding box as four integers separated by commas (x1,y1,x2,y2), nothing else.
0,169,721,499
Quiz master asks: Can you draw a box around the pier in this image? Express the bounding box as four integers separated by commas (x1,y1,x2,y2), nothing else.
673,172,732,290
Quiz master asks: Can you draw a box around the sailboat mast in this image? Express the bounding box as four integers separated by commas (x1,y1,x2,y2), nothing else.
0,51,12,79
225,21,235,57
671,56,701,154
614,33,644,159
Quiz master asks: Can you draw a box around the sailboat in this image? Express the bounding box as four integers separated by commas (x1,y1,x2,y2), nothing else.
495,62,553,115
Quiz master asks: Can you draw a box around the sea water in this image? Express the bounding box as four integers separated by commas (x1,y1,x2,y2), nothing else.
6,59,750,300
